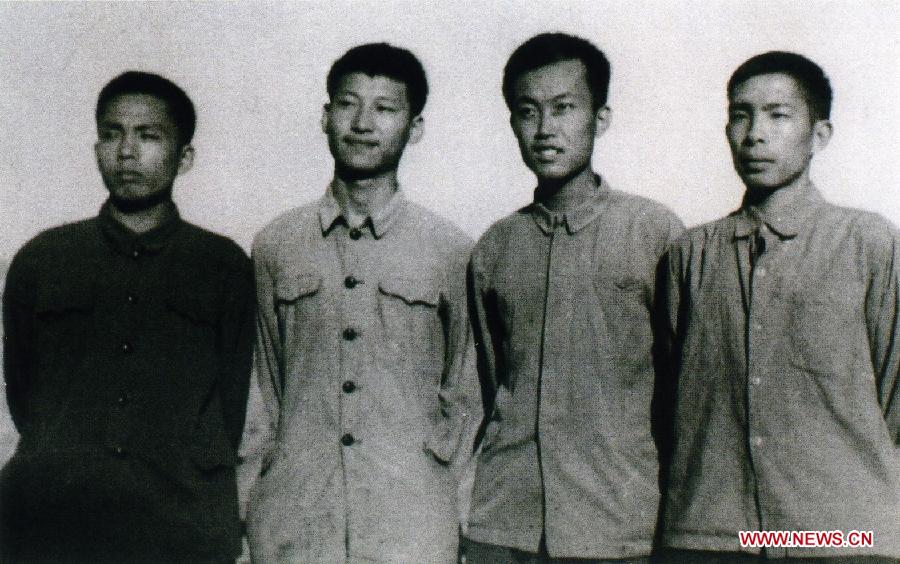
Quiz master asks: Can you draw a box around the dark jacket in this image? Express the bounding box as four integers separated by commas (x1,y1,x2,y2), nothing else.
1,202,254,562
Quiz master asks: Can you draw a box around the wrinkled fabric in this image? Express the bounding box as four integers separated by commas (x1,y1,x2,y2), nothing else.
1,201,253,561
662,183,900,558
466,180,683,558
248,187,479,563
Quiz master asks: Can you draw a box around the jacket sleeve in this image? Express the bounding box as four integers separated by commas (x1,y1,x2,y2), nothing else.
864,222,900,444
466,247,501,454
3,249,36,433
651,214,686,465
216,252,256,451
251,234,284,454
423,244,481,469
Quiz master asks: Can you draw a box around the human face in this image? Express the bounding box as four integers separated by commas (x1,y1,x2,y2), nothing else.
726,73,831,193
95,94,193,210
323,72,422,180
510,59,609,183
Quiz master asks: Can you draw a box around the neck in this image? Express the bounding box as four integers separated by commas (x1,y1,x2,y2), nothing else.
332,168,399,224
744,170,811,209
535,166,597,212
107,199,173,234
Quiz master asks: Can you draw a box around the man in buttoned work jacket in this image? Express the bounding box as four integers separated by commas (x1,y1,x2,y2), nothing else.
461,32,684,563
1,71,254,562
248,43,479,563
660,51,900,563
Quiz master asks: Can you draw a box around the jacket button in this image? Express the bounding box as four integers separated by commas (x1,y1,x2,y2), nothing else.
344,276,359,289
121,342,133,354
131,249,141,259
340,433,355,446
113,445,126,457
342,328,357,341
126,294,137,304
116,394,128,405
349,228,362,240
342,380,356,393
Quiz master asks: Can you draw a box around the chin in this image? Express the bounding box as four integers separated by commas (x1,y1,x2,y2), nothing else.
338,163,393,181
531,165,570,180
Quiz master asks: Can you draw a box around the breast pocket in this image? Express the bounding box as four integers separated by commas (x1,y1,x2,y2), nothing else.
591,274,652,359
787,286,864,375
377,277,442,371
34,284,96,371
274,273,322,342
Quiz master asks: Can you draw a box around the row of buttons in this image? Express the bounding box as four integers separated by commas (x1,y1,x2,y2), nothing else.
121,291,139,352
340,230,360,450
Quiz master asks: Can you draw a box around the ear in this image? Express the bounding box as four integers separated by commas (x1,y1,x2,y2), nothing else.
176,145,195,176
594,106,612,138
810,119,832,155
321,104,330,134
407,115,424,145
94,141,101,166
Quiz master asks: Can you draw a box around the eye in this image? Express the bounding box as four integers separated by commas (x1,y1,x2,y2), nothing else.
554,102,575,113
516,106,537,120
771,112,790,119
98,129,119,141
140,131,162,140
728,111,749,124
376,104,399,113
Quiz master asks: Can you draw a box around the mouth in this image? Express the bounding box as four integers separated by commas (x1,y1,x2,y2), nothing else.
344,137,379,149
740,157,775,171
115,171,144,182
532,145,563,161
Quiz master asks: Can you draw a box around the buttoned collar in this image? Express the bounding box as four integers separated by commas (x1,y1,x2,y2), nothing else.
530,175,609,235
98,199,182,257
318,182,406,239
733,182,824,240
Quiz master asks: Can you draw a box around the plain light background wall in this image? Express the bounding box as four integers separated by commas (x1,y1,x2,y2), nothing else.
1,0,898,261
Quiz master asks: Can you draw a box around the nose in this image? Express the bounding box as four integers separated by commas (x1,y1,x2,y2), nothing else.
351,105,374,132
535,109,555,139
743,114,767,145
118,132,138,159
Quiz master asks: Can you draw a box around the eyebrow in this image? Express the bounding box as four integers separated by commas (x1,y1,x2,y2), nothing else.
98,122,168,129
515,92,575,105
728,101,796,111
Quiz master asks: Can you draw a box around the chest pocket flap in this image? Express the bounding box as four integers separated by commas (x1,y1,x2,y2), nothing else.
378,277,440,307
167,289,221,325
35,284,94,315
275,273,322,303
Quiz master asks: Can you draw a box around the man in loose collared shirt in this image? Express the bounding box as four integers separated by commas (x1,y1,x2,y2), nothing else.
1,72,254,562
462,33,683,563
661,52,900,562
248,43,478,563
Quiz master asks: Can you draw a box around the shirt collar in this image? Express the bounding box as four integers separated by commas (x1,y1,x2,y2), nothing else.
530,175,609,235
318,183,406,239
733,182,824,240
98,199,182,257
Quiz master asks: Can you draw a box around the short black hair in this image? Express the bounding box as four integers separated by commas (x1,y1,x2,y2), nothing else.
326,43,429,117
503,33,611,112
96,71,196,146
728,51,832,121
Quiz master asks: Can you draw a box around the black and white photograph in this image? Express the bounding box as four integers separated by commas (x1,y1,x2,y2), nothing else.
1,1,898,562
